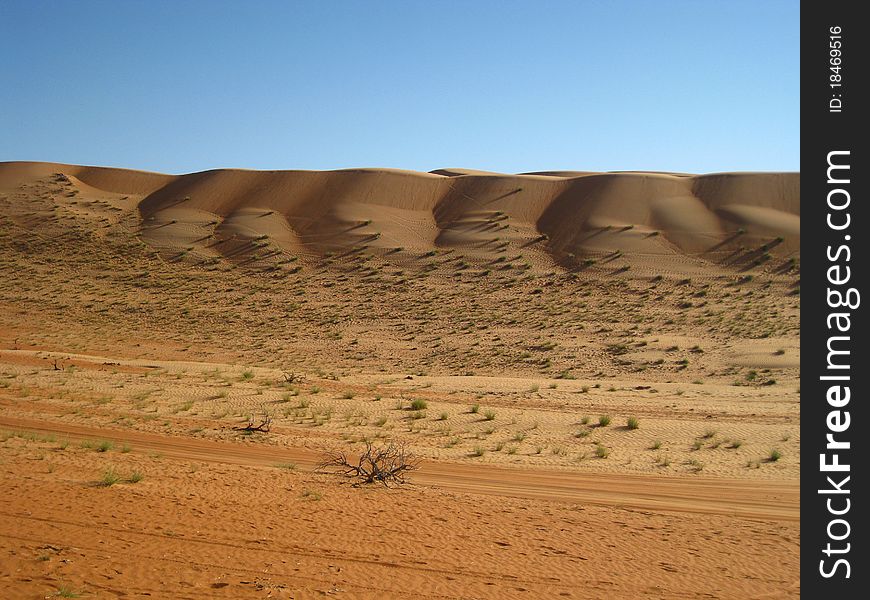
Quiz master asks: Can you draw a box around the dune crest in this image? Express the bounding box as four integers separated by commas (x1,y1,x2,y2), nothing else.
0,161,799,274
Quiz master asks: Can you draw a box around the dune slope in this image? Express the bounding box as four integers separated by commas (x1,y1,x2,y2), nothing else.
0,161,799,274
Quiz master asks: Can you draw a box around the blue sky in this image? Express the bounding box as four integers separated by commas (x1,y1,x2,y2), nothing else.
1,1,799,174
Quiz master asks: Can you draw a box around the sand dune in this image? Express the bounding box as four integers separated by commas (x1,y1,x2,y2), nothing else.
0,161,799,274
0,161,172,195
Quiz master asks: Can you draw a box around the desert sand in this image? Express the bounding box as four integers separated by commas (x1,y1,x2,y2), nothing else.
0,161,799,598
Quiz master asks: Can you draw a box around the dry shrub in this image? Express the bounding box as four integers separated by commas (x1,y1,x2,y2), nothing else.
318,441,419,486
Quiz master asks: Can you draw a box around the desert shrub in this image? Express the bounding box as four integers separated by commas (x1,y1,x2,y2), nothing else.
318,441,419,486
237,410,272,433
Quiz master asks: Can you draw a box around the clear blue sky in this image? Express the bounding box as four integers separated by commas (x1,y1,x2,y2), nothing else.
1,0,799,174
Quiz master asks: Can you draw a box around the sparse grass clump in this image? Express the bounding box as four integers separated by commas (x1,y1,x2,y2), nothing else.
54,585,81,598
595,444,610,459
768,448,782,462
96,440,113,453
301,489,322,501
128,471,144,483
483,410,496,421
626,416,639,430
470,403,480,414
598,415,611,427
100,467,121,487
410,398,428,410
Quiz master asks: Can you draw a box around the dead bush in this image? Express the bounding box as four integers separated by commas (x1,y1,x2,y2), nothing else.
318,441,419,486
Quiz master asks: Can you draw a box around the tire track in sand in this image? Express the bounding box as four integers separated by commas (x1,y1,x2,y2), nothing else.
0,415,798,522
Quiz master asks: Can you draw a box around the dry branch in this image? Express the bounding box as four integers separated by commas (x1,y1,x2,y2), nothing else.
236,411,272,432
318,441,419,486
